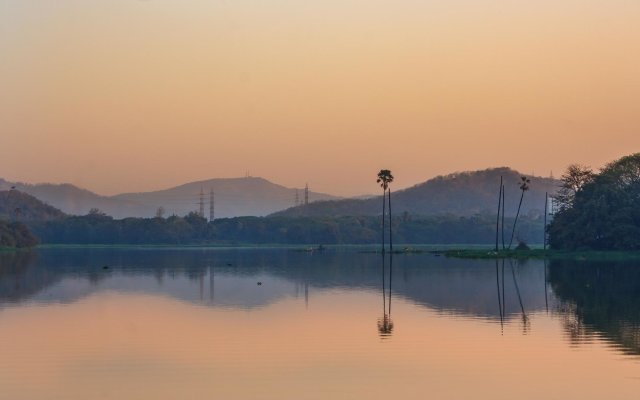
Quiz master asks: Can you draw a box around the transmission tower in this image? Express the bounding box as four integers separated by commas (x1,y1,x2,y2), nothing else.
199,187,205,217
209,188,215,222
304,183,309,205
294,189,299,207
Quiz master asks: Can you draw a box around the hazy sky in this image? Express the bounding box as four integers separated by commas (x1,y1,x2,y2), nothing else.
1,1,639,196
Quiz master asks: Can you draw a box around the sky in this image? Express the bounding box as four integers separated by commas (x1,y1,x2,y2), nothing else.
1,0,639,196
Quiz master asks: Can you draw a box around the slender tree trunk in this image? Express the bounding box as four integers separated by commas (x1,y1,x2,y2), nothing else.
496,176,503,252
501,183,506,250
543,192,548,250
381,189,386,254
508,189,525,249
388,188,393,254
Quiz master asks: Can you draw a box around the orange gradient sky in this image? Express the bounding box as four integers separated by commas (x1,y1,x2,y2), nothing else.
1,1,639,196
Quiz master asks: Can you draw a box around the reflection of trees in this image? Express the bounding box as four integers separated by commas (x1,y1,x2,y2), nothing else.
0,251,42,302
377,254,394,338
509,260,530,333
548,259,640,355
1,249,550,320
495,259,530,333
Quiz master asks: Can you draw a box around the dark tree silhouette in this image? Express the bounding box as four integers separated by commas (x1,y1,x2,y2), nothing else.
495,176,503,252
508,176,531,249
548,153,640,250
553,164,594,211
376,170,394,253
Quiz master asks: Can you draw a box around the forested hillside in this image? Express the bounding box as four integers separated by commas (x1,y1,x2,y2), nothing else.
274,168,558,218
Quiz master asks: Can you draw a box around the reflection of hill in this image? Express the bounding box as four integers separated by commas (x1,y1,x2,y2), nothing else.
0,249,549,320
548,260,640,355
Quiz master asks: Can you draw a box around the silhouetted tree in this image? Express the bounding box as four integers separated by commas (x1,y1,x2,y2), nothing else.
553,164,594,211
548,153,640,250
508,176,531,249
376,170,394,253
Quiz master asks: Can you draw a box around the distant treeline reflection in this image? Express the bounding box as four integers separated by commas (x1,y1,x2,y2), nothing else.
29,212,543,245
548,259,640,355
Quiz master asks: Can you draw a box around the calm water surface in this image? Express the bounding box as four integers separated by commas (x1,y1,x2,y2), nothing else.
0,248,638,399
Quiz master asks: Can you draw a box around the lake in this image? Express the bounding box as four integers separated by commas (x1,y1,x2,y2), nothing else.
0,248,638,399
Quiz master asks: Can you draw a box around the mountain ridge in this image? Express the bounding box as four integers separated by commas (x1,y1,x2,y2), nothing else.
0,177,339,219
272,167,559,217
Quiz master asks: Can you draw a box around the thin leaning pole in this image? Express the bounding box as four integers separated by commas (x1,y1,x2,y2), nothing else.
543,192,548,250
496,176,503,252
501,182,506,250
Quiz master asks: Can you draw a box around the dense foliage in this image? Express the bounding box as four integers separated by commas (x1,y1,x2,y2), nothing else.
29,211,544,245
548,153,640,250
0,220,38,248
0,190,66,221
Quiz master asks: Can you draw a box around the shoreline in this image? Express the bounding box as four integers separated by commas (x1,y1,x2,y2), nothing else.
14,244,638,261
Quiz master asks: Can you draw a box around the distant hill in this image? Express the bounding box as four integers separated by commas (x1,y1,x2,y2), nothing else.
0,179,144,218
0,190,66,221
112,177,339,218
272,168,559,217
0,177,338,219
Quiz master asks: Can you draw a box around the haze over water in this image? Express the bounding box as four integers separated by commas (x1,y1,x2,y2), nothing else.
0,248,638,399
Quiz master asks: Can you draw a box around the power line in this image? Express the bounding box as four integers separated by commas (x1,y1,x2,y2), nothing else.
304,183,309,206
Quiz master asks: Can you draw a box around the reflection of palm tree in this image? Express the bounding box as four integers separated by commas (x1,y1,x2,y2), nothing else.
377,314,394,336
377,170,394,254
377,254,394,337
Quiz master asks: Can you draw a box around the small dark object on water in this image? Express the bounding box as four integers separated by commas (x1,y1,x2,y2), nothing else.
257,282,262,286
102,265,109,269
226,263,233,266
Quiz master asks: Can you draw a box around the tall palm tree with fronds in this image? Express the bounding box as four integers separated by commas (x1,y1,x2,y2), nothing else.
377,169,394,253
508,176,531,249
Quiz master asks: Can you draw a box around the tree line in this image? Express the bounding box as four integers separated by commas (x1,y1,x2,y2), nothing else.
548,153,640,250
26,210,544,245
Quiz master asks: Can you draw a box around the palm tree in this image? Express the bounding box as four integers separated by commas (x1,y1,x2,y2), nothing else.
376,170,394,253
508,176,531,249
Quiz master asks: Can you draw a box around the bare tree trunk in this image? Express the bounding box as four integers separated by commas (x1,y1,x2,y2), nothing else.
388,188,393,254
543,192,548,250
496,176,503,252
381,189,386,254
501,183,506,250
508,189,525,249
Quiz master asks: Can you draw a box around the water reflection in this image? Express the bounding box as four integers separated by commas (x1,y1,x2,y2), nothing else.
0,248,550,319
509,260,530,333
547,259,640,355
377,254,393,338
2,248,640,356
